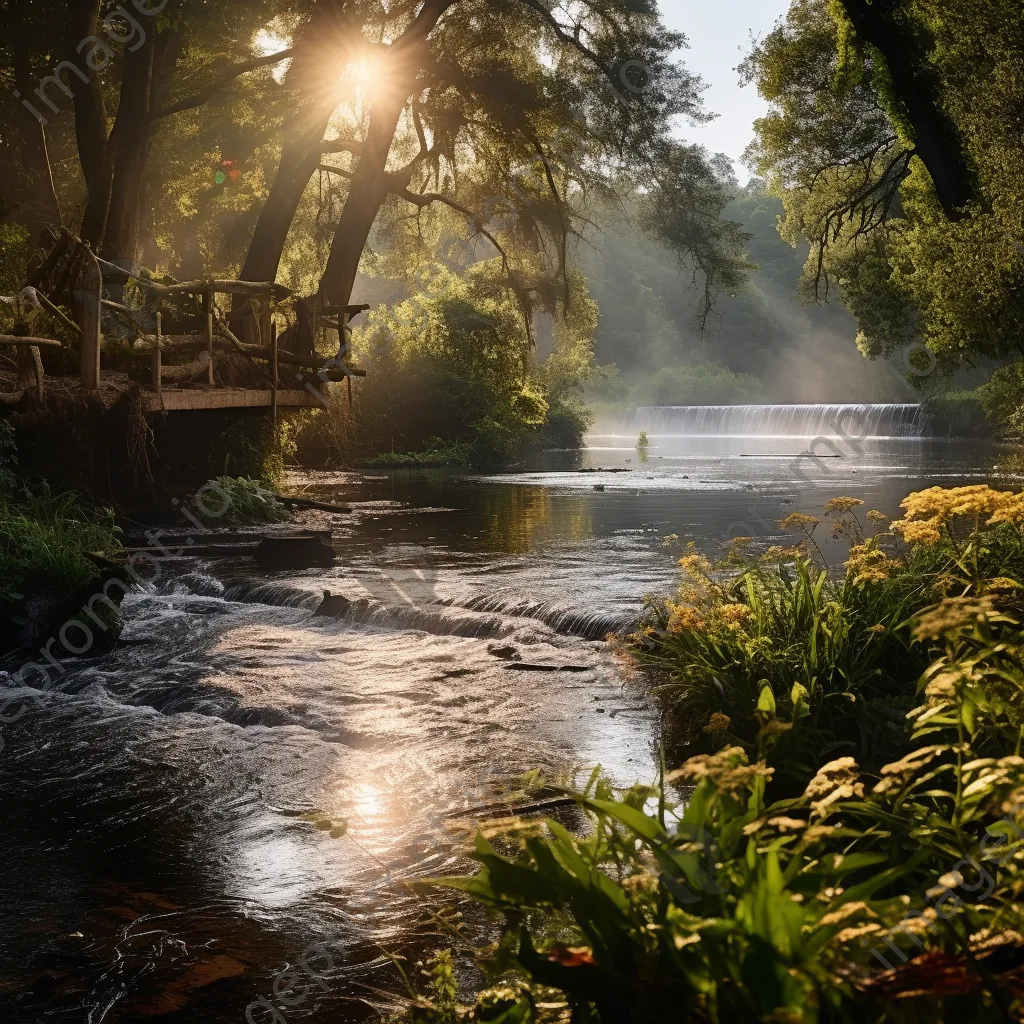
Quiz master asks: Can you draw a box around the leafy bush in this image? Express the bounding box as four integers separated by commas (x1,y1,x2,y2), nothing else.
624,490,1024,793
358,437,472,469
427,583,1024,1023
978,362,1024,435
329,263,596,469
193,477,289,525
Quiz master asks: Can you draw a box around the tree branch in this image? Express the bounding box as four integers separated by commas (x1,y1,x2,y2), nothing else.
151,49,295,121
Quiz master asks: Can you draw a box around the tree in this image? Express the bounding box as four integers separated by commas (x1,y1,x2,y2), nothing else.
743,0,1024,370
238,0,747,326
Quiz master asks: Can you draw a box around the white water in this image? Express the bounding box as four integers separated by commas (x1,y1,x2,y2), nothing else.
633,403,927,438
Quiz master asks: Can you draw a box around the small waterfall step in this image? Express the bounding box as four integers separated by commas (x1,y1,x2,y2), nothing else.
632,403,927,438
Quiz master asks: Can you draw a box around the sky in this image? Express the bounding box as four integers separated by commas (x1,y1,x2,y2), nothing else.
658,0,790,181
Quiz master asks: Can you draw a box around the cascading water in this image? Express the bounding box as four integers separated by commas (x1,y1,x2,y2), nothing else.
632,403,928,438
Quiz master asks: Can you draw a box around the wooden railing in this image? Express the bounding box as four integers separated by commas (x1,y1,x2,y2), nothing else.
2,233,369,412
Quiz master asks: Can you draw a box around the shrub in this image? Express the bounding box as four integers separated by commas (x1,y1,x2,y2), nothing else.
625,489,1024,792
431,593,1024,1023
193,477,288,525
0,491,121,626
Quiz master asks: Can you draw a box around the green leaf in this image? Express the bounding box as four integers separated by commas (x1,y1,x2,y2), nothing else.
790,681,811,719
757,682,777,716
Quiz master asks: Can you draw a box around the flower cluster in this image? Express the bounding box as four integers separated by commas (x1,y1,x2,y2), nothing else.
845,539,902,585
890,485,1023,546
804,757,865,816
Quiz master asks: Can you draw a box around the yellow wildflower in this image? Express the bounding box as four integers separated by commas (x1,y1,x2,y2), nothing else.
866,624,886,634
866,509,889,524
778,511,820,531
890,516,943,546
835,923,884,944
667,747,774,798
678,553,713,577
819,901,876,927
703,712,732,734
823,497,864,514
666,602,705,634
805,757,864,816
761,545,804,563
845,541,902,585
899,485,1017,531
718,603,753,628
988,495,1024,526
912,596,998,642
873,746,948,794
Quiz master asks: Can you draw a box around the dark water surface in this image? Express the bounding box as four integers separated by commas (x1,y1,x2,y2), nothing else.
0,432,1013,1021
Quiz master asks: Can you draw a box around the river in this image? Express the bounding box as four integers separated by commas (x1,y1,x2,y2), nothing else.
0,409,1013,1021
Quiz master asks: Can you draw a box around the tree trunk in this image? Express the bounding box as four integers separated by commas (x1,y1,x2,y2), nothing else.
317,95,407,308
102,39,159,262
237,108,336,286
65,0,108,195
236,3,358,295
838,0,976,219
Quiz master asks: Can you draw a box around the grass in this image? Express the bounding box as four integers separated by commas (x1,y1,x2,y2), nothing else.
0,490,121,627
357,437,472,469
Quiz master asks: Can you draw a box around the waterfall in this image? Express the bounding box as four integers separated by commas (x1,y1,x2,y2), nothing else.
632,404,928,438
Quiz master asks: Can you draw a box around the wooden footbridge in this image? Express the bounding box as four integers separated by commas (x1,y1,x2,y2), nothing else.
0,231,366,416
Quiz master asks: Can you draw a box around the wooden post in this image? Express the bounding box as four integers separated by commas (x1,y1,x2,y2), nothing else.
202,288,215,385
77,244,102,390
152,309,163,390
270,318,279,423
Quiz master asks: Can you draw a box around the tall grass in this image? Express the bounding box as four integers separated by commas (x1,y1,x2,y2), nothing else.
624,492,1024,790
0,492,120,623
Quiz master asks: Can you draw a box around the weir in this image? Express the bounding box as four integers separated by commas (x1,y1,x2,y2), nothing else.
632,403,928,438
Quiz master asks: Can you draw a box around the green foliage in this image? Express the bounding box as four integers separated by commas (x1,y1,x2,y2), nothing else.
0,224,29,294
345,264,594,468
358,438,472,469
194,477,288,525
207,416,296,485
977,362,1024,434
0,419,16,493
0,491,120,623
743,0,1024,374
434,536,1024,1021
628,493,1024,793
921,391,992,438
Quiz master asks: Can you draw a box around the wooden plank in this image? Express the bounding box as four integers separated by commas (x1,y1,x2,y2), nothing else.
75,245,102,390
0,335,63,348
271,319,278,423
201,289,214,385
142,389,324,412
152,310,162,391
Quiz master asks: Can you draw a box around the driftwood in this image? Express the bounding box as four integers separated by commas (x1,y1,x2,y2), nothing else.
276,495,352,514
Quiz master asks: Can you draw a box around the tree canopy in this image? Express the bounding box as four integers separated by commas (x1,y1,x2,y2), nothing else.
742,0,1024,373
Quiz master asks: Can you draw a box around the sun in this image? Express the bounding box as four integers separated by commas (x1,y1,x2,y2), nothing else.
342,56,385,102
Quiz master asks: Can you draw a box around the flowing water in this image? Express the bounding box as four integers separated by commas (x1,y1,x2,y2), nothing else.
0,408,1015,1022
